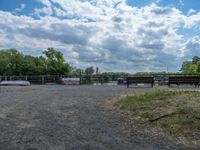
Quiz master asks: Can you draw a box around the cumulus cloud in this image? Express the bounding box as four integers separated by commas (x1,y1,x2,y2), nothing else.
184,12,200,28
0,0,200,72
187,9,196,16
183,36,200,58
15,4,26,12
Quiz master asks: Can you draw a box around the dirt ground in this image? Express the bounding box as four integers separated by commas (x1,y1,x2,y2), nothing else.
0,85,196,150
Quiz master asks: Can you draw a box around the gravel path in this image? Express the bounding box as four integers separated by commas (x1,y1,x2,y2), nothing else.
0,85,195,150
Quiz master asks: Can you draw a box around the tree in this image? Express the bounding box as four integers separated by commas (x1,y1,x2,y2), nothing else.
21,55,36,75
21,55,46,75
43,48,71,75
71,68,81,77
85,66,94,83
0,50,10,75
192,56,200,64
0,48,72,76
180,61,197,74
196,61,200,73
96,67,99,75
85,66,94,76
0,49,24,75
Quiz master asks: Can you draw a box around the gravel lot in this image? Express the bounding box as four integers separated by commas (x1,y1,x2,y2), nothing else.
0,85,195,150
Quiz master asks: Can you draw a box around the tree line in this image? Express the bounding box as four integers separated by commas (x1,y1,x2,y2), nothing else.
0,48,131,82
1,47,198,77
180,56,200,74
0,48,72,76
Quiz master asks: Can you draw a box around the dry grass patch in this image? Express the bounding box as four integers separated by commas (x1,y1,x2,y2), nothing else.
115,90,200,147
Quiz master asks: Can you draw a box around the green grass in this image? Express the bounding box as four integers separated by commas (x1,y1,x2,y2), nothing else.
115,90,200,147
0,88,39,93
116,90,176,110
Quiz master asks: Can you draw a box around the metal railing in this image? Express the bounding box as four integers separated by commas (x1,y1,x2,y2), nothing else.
0,74,200,85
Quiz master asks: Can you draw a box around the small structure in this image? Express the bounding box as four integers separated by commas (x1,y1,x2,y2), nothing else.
0,80,30,86
61,78,80,85
126,77,154,88
168,76,200,87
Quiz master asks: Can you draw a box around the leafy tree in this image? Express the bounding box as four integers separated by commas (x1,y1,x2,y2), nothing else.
85,66,94,76
96,67,99,75
85,66,94,83
192,56,200,64
0,50,10,75
0,49,24,75
180,61,197,74
0,48,72,76
196,61,200,73
43,48,71,75
71,68,81,77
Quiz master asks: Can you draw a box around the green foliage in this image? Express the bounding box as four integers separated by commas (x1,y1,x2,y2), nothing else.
116,90,177,110
0,49,24,75
0,48,71,75
43,48,71,75
180,56,200,74
84,66,94,83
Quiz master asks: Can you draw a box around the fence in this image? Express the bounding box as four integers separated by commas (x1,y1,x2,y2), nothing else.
1,74,200,85
0,75,67,85
0,75,128,85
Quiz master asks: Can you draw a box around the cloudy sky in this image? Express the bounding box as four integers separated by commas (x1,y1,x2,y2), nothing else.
0,0,200,72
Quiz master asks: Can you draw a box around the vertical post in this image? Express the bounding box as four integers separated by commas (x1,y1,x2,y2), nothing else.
42,76,44,84
152,77,154,88
25,76,28,81
60,75,62,84
127,78,129,88
101,75,103,85
5,76,7,81
79,70,82,85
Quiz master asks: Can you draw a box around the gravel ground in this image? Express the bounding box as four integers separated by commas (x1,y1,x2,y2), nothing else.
0,85,196,150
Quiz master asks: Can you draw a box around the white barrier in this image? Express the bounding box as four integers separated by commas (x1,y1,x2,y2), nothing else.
0,80,30,86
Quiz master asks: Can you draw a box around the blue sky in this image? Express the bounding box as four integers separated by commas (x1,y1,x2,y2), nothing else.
0,0,200,72
128,0,200,14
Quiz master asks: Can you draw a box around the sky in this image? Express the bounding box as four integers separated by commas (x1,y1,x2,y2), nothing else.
0,0,200,73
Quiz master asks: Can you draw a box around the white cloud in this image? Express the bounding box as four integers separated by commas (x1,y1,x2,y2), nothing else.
38,0,52,7
179,0,184,6
34,7,53,16
183,36,200,58
1,1,200,72
187,9,196,16
15,4,26,12
184,12,200,28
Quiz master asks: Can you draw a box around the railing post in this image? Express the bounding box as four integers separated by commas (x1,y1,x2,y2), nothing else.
101,75,103,85
80,70,82,85
42,76,45,84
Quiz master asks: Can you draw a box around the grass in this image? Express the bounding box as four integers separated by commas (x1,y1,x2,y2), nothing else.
0,88,39,93
115,90,200,147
